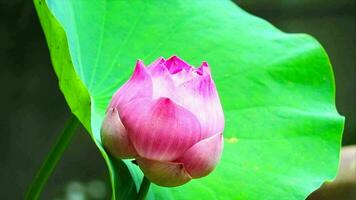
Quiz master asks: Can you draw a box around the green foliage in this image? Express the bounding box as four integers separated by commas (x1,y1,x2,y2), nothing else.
34,0,344,199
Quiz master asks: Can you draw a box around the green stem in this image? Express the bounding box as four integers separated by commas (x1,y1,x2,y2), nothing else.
136,176,151,200
25,115,79,200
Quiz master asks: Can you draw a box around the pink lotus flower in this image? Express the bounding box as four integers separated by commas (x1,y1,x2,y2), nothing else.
101,56,224,187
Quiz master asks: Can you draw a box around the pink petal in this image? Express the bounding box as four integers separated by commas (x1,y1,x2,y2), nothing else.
164,55,192,74
147,57,175,99
109,60,152,109
120,97,201,161
173,74,224,139
101,108,138,158
169,61,209,85
136,158,192,187
170,67,200,85
195,61,211,75
176,133,223,178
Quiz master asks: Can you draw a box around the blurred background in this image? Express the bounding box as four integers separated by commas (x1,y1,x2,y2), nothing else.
0,0,354,199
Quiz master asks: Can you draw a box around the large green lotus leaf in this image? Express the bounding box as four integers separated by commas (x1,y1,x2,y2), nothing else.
34,0,344,199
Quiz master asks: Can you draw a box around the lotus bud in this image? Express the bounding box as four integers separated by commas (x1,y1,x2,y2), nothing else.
101,56,224,187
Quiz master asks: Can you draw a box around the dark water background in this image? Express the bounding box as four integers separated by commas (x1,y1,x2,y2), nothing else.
0,0,354,199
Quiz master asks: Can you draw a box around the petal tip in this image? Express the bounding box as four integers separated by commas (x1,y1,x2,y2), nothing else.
131,60,149,79
156,97,172,105
137,158,192,187
196,61,211,75
176,133,223,178
101,108,138,159
167,55,180,61
148,57,166,67
165,55,191,73
201,61,209,67
148,57,169,76
136,59,145,67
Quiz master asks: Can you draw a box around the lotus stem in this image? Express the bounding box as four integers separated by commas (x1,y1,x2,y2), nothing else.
25,115,79,200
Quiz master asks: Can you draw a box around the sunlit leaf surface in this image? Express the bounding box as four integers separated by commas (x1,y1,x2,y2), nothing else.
34,0,344,199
